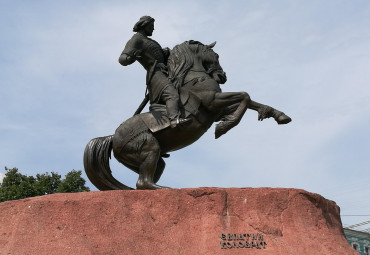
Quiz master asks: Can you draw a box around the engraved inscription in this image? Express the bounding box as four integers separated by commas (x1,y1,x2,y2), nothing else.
220,233,267,249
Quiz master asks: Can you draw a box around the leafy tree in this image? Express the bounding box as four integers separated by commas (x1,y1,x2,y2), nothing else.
0,167,37,202
56,170,90,193
34,172,62,195
0,167,90,202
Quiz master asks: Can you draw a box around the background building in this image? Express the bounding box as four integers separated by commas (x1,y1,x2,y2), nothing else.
344,226,370,255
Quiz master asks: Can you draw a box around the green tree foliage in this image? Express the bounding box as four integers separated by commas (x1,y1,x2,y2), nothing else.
56,170,90,193
0,167,90,202
34,172,62,195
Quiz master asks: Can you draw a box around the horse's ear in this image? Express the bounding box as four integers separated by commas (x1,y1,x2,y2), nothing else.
208,41,217,48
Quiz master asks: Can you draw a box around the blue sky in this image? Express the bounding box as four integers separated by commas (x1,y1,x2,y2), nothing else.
1,1,369,228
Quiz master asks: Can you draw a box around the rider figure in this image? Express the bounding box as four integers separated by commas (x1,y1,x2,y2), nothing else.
119,16,190,128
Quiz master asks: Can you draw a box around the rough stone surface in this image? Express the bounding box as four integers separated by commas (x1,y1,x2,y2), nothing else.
0,188,356,255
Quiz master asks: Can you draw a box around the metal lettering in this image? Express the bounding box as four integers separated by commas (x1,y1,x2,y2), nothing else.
220,233,267,249
260,241,267,249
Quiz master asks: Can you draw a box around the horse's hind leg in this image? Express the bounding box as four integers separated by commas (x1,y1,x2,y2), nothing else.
248,100,291,124
153,157,166,184
136,133,169,190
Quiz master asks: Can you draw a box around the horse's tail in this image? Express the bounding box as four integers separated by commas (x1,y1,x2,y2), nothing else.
83,135,133,190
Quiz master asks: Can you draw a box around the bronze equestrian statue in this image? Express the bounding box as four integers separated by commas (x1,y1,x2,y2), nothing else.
83,16,291,190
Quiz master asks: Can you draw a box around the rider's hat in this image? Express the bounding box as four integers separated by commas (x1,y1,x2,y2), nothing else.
133,16,155,32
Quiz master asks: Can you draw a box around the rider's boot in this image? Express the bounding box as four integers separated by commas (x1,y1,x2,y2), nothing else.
166,98,192,128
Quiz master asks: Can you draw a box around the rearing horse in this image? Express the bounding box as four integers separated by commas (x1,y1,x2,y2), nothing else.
84,40,291,190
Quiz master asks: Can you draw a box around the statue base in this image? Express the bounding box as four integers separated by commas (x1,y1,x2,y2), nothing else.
0,187,356,254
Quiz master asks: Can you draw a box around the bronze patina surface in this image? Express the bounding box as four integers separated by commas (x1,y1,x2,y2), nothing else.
83,16,291,190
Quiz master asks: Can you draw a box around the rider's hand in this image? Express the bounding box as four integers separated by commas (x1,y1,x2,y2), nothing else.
133,49,143,59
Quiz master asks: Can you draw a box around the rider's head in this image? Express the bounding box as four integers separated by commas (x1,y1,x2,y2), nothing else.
133,16,155,36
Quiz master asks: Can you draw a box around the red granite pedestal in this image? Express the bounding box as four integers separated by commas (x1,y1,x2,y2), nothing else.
0,188,356,255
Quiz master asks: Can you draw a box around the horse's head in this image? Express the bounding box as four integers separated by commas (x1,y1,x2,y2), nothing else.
196,41,227,84
168,40,227,87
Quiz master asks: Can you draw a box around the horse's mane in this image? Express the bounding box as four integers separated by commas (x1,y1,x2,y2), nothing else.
167,40,207,89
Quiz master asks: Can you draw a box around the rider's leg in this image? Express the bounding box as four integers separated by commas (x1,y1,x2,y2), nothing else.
161,84,191,127
161,84,180,120
136,133,169,190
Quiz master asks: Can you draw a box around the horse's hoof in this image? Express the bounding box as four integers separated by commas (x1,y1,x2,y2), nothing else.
215,121,233,139
215,130,223,139
215,123,225,139
276,113,292,124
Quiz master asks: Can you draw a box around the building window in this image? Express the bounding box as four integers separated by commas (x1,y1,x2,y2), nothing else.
352,243,359,252
365,246,370,255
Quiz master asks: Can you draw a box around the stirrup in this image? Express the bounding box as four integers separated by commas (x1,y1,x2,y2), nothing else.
170,118,191,128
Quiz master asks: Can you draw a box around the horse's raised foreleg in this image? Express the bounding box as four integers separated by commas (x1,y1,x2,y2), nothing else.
248,100,291,124
208,92,250,139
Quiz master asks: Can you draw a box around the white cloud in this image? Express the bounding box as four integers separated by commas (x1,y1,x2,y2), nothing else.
0,172,4,184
